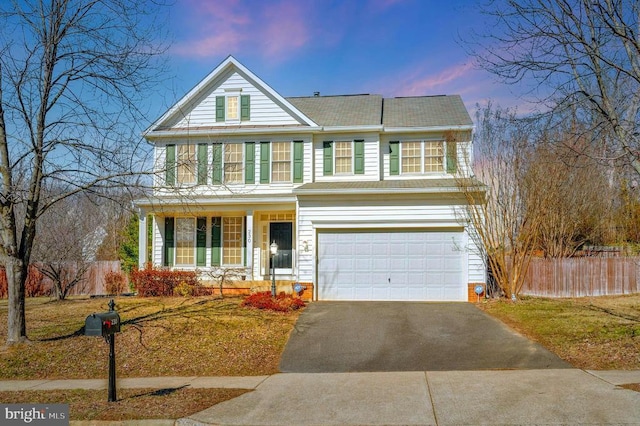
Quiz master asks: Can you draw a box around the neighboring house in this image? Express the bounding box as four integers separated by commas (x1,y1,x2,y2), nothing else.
136,55,486,301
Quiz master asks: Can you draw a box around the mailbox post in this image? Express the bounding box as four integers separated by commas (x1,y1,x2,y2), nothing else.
85,298,120,402
107,299,117,403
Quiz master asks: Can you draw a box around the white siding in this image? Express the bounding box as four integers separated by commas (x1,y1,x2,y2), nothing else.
380,133,474,179
153,135,313,197
169,71,301,128
152,215,164,267
296,198,481,289
313,134,379,182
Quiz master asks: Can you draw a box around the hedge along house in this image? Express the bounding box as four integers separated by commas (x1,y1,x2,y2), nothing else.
136,55,486,301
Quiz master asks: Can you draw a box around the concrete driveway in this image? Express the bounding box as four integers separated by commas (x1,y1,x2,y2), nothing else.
279,302,570,372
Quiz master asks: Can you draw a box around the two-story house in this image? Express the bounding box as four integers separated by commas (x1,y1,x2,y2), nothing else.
137,55,486,301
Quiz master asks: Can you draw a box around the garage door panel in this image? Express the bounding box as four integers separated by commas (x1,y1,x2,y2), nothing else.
318,230,465,301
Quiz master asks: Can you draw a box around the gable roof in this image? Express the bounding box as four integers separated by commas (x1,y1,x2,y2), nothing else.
287,95,383,127
383,95,472,127
144,55,317,136
145,56,473,135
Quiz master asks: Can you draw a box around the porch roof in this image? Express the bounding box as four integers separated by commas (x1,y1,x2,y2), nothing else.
134,192,297,210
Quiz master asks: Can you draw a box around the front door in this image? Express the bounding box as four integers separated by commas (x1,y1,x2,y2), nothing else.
270,222,292,269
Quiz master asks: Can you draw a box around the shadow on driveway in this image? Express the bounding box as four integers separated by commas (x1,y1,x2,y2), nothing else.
279,302,571,372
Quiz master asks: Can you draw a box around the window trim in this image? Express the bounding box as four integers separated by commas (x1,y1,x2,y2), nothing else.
398,140,446,175
223,143,244,184
334,141,354,175
226,94,240,122
174,217,196,266
221,216,244,266
270,141,292,183
176,144,197,185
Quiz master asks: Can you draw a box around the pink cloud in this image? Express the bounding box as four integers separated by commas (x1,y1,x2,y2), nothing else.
396,62,476,96
261,1,310,58
170,0,314,62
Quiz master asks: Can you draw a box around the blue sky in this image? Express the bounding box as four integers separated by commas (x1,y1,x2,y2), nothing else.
154,0,523,120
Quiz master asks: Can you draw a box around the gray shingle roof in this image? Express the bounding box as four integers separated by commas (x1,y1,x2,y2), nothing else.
287,95,383,126
383,95,472,127
287,94,472,128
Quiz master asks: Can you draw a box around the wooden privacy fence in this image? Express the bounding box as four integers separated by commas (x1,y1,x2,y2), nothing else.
520,257,640,297
0,261,124,298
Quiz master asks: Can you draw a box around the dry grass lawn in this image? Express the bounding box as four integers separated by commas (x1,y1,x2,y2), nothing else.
0,295,300,420
0,296,301,379
0,388,249,421
477,294,640,370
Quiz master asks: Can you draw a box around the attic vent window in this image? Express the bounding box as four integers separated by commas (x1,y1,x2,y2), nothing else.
216,94,250,122
227,95,239,120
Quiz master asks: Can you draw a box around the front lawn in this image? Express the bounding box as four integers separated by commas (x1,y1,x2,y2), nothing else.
478,294,640,370
0,296,301,379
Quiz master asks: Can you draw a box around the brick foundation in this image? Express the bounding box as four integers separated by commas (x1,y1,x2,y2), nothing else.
468,283,486,302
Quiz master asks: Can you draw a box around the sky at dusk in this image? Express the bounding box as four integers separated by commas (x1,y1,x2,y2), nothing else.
153,0,529,121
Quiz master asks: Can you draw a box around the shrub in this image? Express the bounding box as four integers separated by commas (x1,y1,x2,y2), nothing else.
174,281,194,297
0,266,48,298
105,270,127,295
241,291,305,312
26,266,47,297
130,263,199,297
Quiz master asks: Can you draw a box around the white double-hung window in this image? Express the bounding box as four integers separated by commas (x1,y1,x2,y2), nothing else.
271,142,291,182
224,143,243,183
401,140,444,174
334,141,353,174
175,217,195,265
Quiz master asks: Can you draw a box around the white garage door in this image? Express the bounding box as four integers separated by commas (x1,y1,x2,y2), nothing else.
317,230,466,301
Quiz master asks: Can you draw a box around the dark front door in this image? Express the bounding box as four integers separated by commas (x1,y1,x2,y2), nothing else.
270,222,292,269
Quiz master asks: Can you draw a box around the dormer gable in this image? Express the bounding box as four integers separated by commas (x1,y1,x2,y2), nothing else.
144,56,317,137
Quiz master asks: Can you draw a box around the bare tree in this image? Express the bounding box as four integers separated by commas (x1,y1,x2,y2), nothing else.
456,104,544,300
0,0,167,344
526,129,614,257
204,267,249,298
469,0,640,177
31,194,105,299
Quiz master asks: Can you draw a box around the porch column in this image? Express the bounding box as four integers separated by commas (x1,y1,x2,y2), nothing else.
246,210,254,279
138,209,147,268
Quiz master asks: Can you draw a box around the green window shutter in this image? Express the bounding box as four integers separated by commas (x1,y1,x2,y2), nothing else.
197,144,208,185
211,217,221,267
165,145,176,186
146,214,153,263
240,95,250,121
354,140,365,175
293,140,304,183
212,143,222,184
389,141,399,175
245,142,255,184
216,96,225,122
260,141,270,184
163,217,174,267
196,217,206,266
243,216,247,266
323,141,333,176
446,142,458,174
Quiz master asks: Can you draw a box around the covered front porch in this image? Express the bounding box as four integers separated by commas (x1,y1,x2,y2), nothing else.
137,202,300,283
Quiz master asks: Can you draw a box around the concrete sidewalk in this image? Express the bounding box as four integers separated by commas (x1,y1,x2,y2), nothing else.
2,370,640,425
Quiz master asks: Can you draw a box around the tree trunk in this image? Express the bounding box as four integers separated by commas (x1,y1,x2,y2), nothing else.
5,255,27,344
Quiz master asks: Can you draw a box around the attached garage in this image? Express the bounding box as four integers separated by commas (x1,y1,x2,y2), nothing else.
317,229,467,301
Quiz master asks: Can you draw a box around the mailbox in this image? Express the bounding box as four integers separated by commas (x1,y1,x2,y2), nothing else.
85,311,121,336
